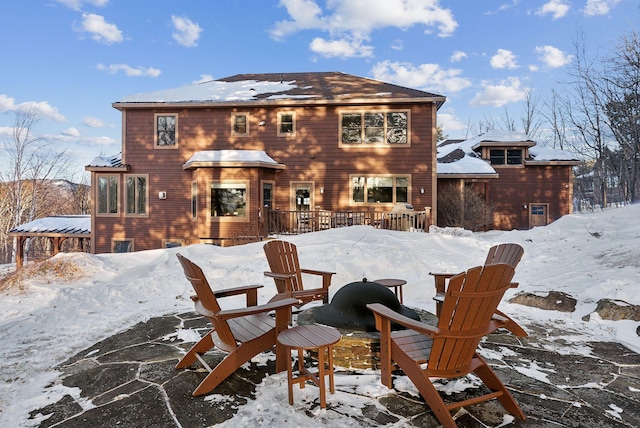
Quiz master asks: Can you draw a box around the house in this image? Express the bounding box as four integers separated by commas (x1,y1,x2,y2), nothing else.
436,130,581,230
85,72,445,253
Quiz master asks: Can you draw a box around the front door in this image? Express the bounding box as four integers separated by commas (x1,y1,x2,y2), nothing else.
292,182,314,232
529,204,549,228
292,182,314,212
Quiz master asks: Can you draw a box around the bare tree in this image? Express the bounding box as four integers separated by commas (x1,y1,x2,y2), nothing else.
563,33,611,207
0,109,72,263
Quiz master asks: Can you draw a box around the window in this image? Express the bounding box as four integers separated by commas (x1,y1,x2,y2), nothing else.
277,112,295,136
232,113,249,136
155,114,177,147
97,175,119,215
125,175,147,215
262,181,273,210
351,175,410,205
489,148,523,165
112,239,133,253
163,240,183,248
191,181,197,219
211,182,247,218
341,111,409,145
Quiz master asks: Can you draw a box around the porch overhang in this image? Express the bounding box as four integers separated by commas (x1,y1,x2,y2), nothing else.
183,150,286,170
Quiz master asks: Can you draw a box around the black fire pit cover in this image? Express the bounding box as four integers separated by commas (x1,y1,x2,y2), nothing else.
313,278,420,332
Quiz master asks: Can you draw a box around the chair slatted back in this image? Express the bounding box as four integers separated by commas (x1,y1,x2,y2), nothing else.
176,254,237,352
263,240,304,293
485,243,524,268
431,263,515,372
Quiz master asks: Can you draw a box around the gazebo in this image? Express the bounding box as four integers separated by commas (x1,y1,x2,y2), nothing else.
8,215,91,269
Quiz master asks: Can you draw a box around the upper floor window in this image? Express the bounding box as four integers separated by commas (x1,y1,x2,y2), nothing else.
232,113,249,136
351,175,409,205
211,182,248,218
277,112,295,136
97,175,119,215
340,111,409,145
489,148,523,165
125,175,147,216
155,114,177,148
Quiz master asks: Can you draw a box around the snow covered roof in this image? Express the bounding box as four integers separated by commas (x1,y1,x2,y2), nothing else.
85,153,126,170
9,215,90,236
183,150,286,170
437,130,579,176
114,72,446,108
529,146,581,162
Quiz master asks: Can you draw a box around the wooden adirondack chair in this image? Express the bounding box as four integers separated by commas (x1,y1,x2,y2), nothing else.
429,243,527,337
175,253,298,396
263,240,335,306
367,263,526,428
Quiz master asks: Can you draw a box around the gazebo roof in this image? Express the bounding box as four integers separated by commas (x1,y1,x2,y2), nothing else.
9,215,91,237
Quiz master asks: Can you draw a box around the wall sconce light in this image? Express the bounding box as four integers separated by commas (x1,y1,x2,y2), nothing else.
523,204,528,210
320,187,324,194
420,187,425,194
259,120,266,126
158,191,167,200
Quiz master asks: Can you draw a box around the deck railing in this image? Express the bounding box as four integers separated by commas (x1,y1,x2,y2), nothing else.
263,208,430,236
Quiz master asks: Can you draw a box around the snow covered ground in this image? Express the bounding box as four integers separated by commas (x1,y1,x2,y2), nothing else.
1,204,639,426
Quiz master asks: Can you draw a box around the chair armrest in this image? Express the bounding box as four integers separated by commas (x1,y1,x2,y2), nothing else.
428,272,455,278
300,268,335,277
213,284,263,298
216,297,298,321
263,271,296,280
367,303,440,338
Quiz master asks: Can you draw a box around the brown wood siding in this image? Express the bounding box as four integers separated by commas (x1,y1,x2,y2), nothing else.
489,165,573,230
93,102,436,252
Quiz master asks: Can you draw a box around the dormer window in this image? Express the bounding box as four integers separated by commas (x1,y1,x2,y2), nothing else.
489,148,523,165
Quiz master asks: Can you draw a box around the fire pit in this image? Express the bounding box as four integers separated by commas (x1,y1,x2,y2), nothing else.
297,278,437,370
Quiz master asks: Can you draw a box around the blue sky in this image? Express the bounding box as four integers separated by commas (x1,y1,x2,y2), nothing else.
1,0,637,178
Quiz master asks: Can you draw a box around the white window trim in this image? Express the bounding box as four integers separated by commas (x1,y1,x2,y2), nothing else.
231,112,250,137
349,174,411,206
277,111,296,137
124,174,149,217
96,174,120,217
154,113,178,149
208,180,250,222
338,109,411,147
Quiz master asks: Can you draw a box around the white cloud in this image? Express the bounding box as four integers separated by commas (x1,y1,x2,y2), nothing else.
310,37,374,58
76,13,123,44
0,94,66,121
56,0,109,11
97,63,161,77
391,39,404,51
271,0,457,58
171,15,202,47
0,94,16,112
535,45,573,68
535,0,570,20
584,0,621,16
82,116,106,127
192,74,214,84
438,111,467,134
450,50,467,62
490,49,519,69
371,60,472,94
470,77,529,107
62,127,80,137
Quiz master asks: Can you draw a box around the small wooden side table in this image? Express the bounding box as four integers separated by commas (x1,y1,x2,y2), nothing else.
373,278,407,303
277,324,341,409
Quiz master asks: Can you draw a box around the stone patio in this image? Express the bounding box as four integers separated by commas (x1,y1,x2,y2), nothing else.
28,312,640,427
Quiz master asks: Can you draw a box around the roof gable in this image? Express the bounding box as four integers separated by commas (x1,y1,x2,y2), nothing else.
114,71,445,108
